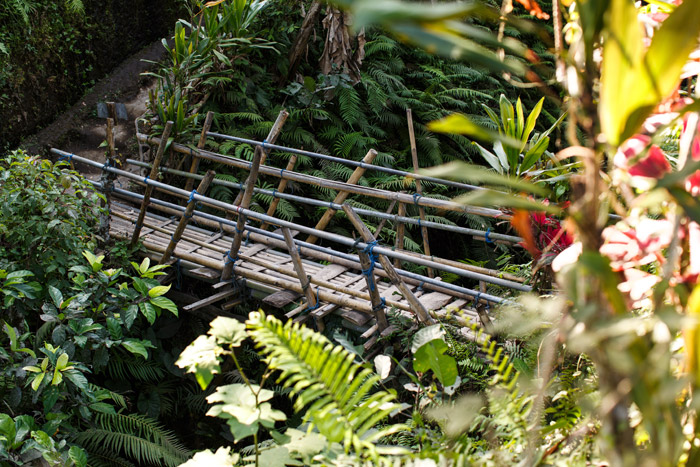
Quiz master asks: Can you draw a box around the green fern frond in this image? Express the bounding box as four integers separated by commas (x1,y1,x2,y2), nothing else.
107,355,166,382
75,412,190,467
337,86,362,127
246,311,405,455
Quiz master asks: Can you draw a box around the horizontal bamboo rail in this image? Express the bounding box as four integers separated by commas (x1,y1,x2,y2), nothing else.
125,159,523,244
135,134,510,220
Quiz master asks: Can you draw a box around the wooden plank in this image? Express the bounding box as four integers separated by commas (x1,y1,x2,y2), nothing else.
313,264,347,282
336,308,372,326
189,267,220,281
264,289,302,308
183,289,238,311
419,292,454,311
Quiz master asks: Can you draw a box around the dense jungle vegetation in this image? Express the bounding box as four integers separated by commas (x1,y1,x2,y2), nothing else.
3,0,700,466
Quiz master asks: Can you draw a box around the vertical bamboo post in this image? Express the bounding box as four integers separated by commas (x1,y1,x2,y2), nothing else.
306,149,378,244
161,170,217,264
184,111,215,195
342,205,433,324
407,108,434,278
261,154,298,230
131,121,173,248
357,248,389,331
231,110,290,208
99,118,117,242
220,143,265,282
374,200,397,240
394,199,406,268
282,228,323,329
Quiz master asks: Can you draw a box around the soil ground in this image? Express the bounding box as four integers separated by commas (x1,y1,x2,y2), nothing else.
22,39,168,180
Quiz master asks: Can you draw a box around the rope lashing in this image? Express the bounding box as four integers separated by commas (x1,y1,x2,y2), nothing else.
244,231,251,247
412,192,422,205
484,228,494,245
188,189,199,204
102,160,113,171
261,139,269,151
280,168,285,179
57,153,74,163
224,250,238,265
372,297,386,312
360,240,379,292
143,175,150,185
303,287,321,313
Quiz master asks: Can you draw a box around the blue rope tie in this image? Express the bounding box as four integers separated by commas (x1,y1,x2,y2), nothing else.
303,287,321,313
170,234,175,243
412,193,422,205
58,153,74,163
184,212,193,219
175,258,182,290
224,250,238,265
244,231,251,247
329,201,335,209
102,160,112,171
272,188,277,199
143,175,150,185
188,189,199,204
262,139,268,151
484,228,494,245
474,292,482,306
417,281,424,292
235,226,244,235
372,297,386,312
361,240,379,292
280,168,285,179
417,218,422,228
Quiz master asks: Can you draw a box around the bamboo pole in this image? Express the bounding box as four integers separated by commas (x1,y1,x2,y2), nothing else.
394,200,406,269
261,154,297,230
136,134,509,220
374,200,397,240
99,117,117,243
282,228,317,309
357,249,389,331
220,144,263,282
306,149,378,244
131,122,173,248
342,205,433,324
407,108,433,278
184,111,214,194
161,170,216,264
232,110,289,208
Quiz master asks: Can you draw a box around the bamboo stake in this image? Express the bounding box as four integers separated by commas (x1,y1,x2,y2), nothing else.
136,134,509,220
282,228,316,308
306,149,378,244
394,200,406,269
131,121,173,248
220,144,263,282
342,205,433,324
374,200,397,240
184,111,214,194
161,170,216,264
99,118,117,243
407,108,433,278
261,154,297,230
357,249,389,331
232,110,289,208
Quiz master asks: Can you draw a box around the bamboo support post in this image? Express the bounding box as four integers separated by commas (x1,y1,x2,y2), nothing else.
98,118,118,242
232,110,289,208
161,170,216,264
394,200,406,269
342,205,433,324
261,154,297,230
357,249,389,331
306,149,378,244
407,108,433,278
374,200,397,240
184,111,214,195
130,121,173,248
282,228,322,329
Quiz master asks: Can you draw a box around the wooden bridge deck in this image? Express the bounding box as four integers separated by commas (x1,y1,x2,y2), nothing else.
110,203,482,340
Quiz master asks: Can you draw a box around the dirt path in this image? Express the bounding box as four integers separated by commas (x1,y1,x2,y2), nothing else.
23,39,168,178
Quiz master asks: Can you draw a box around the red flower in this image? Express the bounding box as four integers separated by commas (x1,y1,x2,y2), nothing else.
613,135,671,179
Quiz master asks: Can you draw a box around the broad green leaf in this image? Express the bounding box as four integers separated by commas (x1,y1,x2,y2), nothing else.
282,428,327,457
255,446,293,467
31,372,45,391
122,339,154,359
176,335,222,389
123,304,138,329
422,162,548,195
413,338,458,387
69,446,88,467
454,189,560,214
206,384,286,440
132,277,149,297
64,370,89,391
88,402,117,415
5,270,33,281
139,302,158,324
149,296,179,317
138,257,151,275
522,97,544,149
208,316,247,346
55,353,69,371
411,325,445,354
0,414,16,442
82,251,104,272
472,142,505,173
428,113,522,148
148,284,171,298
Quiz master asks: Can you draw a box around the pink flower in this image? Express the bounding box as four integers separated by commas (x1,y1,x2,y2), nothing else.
613,135,671,179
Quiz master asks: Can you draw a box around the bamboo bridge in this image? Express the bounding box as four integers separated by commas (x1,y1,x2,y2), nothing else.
51,110,529,347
